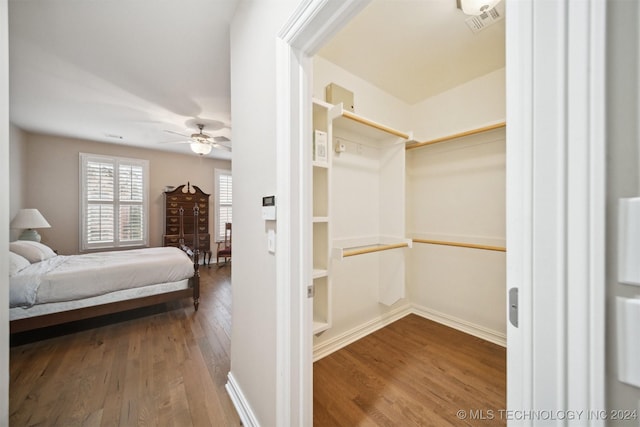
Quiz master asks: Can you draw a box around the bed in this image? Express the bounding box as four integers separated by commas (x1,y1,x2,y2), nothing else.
8,208,201,334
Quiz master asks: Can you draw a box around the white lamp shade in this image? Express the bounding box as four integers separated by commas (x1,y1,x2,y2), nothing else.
10,209,51,229
190,142,212,155
459,0,500,15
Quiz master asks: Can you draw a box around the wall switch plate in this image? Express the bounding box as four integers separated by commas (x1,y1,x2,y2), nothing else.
267,229,276,254
619,198,640,285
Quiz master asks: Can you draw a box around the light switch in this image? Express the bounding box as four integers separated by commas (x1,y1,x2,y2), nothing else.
267,229,276,254
617,297,640,388
619,198,640,285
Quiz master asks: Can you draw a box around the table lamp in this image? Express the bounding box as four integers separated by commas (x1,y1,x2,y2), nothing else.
10,209,51,242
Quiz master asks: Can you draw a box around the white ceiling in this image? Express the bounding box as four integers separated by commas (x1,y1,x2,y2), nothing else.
319,0,505,104
8,0,504,160
9,0,238,160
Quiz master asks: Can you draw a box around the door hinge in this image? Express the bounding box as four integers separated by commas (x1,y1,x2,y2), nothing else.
307,284,314,298
509,287,518,327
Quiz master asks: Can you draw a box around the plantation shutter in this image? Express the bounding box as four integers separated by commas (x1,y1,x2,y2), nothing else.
86,160,115,244
80,154,149,250
216,171,232,240
118,162,144,242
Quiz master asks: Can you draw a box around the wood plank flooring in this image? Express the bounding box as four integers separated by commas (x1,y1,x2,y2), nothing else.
10,265,241,427
11,269,506,427
313,314,506,426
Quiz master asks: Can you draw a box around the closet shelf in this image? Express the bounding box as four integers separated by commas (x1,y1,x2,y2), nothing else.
413,238,506,252
330,103,412,142
313,97,334,110
312,161,329,169
332,237,412,260
405,121,506,151
313,269,328,279
313,216,329,223
313,320,330,334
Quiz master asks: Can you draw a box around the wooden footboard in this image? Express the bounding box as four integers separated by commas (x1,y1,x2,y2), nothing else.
10,286,196,334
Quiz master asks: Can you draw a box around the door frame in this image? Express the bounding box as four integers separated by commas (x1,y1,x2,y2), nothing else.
276,2,372,425
505,0,605,423
275,0,606,425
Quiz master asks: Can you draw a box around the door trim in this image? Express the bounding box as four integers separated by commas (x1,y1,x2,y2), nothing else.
275,1,371,425
506,0,606,423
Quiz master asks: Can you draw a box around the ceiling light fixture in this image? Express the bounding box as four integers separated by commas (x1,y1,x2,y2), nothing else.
190,142,212,156
456,0,500,15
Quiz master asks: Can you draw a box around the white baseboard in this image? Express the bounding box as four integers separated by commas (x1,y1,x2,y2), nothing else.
411,304,506,347
312,303,412,361
226,372,260,427
312,303,506,362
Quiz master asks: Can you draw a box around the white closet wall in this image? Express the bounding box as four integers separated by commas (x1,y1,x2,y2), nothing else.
312,57,507,356
313,57,411,130
410,68,505,141
406,68,506,344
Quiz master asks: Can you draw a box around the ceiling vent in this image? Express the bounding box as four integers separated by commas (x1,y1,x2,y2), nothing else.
465,7,503,33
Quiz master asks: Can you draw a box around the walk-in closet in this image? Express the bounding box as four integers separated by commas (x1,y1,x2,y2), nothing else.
311,0,507,423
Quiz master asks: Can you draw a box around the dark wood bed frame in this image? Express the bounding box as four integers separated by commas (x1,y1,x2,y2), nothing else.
10,205,201,334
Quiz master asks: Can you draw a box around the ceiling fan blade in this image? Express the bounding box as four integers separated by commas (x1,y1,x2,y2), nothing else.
212,143,232,152
158,139,191,144
164,129,190,138
213,135,231,143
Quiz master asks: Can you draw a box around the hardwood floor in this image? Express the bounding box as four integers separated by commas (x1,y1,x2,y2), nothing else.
11,270,505,427
313,314,506,427
9,265,241,427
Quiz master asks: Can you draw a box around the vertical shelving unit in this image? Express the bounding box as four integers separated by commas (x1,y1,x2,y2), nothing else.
329,103,412,306
312,98,333,334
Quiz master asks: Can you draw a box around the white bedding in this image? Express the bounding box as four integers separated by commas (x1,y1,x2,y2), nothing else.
10,247,194,308
10,279,190,321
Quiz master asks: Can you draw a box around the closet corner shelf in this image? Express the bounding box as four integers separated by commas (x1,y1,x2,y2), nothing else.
330,103,412,142
313,97,333,110
406,121,506,150
313,321,330,334
332,237,412,260
312,160,329,169
313,269,328,279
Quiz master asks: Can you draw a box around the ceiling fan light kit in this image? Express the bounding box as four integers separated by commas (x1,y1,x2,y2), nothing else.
456,0,501,15
163,123,230,155
190,141,213,155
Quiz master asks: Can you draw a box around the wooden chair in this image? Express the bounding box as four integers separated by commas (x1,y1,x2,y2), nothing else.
215,222,232,267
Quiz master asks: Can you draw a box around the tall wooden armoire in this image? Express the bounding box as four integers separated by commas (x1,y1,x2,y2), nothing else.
163,183,211,264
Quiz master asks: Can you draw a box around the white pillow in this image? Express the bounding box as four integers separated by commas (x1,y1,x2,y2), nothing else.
9,251,31,276
9,240,57,263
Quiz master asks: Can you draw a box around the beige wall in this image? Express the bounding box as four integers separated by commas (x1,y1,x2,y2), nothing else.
9,123,27,241
1,0,9,420
20,132,230,255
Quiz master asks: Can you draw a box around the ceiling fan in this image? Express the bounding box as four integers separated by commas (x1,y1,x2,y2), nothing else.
165,124,231,155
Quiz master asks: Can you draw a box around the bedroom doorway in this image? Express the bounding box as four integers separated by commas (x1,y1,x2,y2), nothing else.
277,0,605,424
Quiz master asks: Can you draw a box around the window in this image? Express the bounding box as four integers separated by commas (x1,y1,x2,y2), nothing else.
80,153,149,250
215,169,232,241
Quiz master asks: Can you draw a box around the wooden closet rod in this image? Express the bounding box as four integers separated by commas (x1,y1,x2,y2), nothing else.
343,242,409,258
413,239,506,252
341,110,411,140
405,121,506,151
